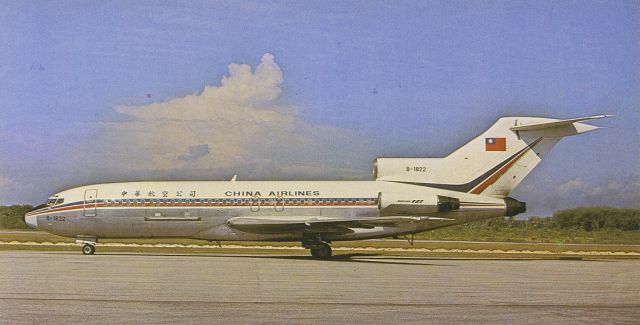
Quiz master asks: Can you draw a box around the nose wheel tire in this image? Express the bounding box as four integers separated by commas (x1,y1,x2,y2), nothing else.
82,244,95,255
310,243,332,259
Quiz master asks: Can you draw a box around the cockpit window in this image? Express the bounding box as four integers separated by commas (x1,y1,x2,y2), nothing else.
46,197,64,206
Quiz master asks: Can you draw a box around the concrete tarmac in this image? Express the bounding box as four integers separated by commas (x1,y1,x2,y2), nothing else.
1,251,638,324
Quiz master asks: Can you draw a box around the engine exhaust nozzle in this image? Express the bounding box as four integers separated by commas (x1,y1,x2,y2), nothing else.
504,197,526,217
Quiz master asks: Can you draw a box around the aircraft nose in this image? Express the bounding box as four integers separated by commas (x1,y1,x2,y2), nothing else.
25,215,38,229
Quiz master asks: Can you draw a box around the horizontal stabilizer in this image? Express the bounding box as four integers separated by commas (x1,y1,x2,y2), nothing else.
510,114,612,131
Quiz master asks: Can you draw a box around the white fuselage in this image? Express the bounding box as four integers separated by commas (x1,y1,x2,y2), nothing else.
25,180,508,242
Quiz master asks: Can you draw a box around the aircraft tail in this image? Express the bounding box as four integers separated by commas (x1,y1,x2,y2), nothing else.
374,115,611,198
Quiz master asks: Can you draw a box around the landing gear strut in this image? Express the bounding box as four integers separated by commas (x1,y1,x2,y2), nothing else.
302,233,332,259
76,236,97,255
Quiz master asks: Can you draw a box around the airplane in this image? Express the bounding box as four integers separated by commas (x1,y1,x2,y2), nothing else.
24,115,610,258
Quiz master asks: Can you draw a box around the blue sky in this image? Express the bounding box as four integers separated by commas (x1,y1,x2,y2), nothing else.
1,0,638,216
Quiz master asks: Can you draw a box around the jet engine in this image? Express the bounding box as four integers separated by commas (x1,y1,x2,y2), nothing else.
378,192,460,216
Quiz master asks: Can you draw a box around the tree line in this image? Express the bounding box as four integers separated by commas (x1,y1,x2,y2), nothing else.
0,205,31,229
471,207,640,231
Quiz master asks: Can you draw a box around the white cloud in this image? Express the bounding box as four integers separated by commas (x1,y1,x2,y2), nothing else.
84,54,372,180
114,53,289,122
557,178,640,207
558,177,588,193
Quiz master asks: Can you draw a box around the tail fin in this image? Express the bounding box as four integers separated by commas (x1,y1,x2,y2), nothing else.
375,115,611,198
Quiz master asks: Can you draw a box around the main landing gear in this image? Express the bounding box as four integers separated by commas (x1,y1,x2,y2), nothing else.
302,233,332,259
76,236,97,255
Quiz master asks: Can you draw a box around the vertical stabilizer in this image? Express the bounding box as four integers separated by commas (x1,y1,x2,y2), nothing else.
375,115,610,198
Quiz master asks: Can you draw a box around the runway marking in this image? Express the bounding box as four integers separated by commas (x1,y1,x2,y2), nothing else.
1,241,638,256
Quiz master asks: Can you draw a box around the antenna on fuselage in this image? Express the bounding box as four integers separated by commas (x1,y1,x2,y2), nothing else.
230,174,238,182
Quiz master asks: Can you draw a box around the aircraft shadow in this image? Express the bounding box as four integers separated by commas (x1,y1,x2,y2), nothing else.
96,251,455,266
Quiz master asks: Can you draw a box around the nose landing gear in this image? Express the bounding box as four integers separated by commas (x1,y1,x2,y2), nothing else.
76,236,97,255
82,244,95,255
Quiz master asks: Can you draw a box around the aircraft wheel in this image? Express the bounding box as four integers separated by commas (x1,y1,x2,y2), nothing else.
82,244,95,255
310,243,332,259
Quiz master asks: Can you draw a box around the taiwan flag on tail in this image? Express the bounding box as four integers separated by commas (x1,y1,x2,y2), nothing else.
485,137,506,151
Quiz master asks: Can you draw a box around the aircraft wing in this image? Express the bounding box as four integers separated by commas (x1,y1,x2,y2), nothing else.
226,216,454,234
